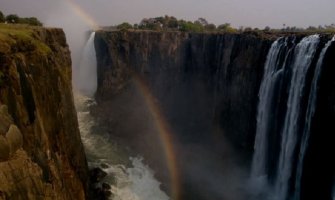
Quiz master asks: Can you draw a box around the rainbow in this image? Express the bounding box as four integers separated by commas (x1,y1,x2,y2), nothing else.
64,0,181,199
134,76,181,200
64,0,100,30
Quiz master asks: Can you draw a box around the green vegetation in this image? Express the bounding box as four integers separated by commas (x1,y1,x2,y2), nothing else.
178,20,204,32
5,14,19,24
0,11,42,26
0,11,4,23
111,15,335,34
112,16,238,33
117,22,133,31
0,24,51,56
18,17,43,26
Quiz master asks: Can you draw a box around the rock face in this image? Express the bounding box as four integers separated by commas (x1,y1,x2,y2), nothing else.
94,30,335,199
0,25,88,199
94,30,273,151
93,30,274,199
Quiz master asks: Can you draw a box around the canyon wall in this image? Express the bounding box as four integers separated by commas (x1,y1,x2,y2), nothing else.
94,30,335,200
0,25,88,199
94,30,274,151
93,30,274,199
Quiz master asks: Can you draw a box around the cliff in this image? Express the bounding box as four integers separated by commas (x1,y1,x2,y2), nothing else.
0,24,88,199
94,30,273,151
93,30,335,199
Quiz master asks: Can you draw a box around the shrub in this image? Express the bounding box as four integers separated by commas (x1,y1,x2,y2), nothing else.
6,14,19,23
0,11,4,23
116,22,133,30
19,17,43,26
178,21,204,32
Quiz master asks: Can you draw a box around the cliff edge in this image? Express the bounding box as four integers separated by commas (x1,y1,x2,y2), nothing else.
0,24,88,199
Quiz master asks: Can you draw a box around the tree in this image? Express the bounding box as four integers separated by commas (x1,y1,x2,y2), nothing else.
117,22,133,30
6,14,19,23
19,17,43,26
244,27,253,32
195,18,208,26
218,23,231,30
139,18,162,31
205,24,216,31
154,16,165,26
0,11,4,23
264,26,271,31
306,26,317,31
217,23,236,33
178,21,204,32
166,16,178,29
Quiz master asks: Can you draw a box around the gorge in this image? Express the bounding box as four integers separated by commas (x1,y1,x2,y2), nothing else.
91,30,335,200
0,24,335,200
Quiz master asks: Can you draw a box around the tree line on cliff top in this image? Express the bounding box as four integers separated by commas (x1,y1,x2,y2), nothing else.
112,15,335,33
115,16,236,33
0,11,42,26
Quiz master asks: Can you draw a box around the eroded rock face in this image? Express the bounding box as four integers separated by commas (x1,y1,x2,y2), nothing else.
94,30,273,151
0,105,11,135
0,25,88,199
0,105,22,160
93,30,274,199
0,135,10,161
6,124,23,156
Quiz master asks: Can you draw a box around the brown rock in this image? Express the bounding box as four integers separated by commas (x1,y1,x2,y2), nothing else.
6,124,23,155
0,105,12,136
0,135,10,161
0,25,89,199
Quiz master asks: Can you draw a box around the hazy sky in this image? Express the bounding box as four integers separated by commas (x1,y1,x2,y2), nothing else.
1,0,335,29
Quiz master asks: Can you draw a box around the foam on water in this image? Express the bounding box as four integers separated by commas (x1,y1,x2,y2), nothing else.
75,93,169,200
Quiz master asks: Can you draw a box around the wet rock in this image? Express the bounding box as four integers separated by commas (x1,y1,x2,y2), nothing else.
100,163,109,169
102,182,111,190
6,124,23,155
91,182,112,200
0,105,9,116
89,167,107,183
0,135,10,161
0,105,12,136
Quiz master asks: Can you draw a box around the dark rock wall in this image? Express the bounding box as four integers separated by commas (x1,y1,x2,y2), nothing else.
94,30,273,151
94,30,335,200
0,26,88,199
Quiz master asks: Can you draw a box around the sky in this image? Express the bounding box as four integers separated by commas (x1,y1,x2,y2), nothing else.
1,0,335,29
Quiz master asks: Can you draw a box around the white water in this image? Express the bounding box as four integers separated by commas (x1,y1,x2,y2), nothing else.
275,35,320,200
76,94,169,200
251,39,285,179
293,37,335,200
75,33,169,200
76,32,98,97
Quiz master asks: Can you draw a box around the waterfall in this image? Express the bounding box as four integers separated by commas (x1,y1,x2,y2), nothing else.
75,33,169,200
251,38,286,178
77,32,98,97
293,37,335,200
250,35,329,200
275,35,320,200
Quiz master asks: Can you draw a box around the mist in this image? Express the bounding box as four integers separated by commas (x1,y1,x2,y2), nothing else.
41,0,95,92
